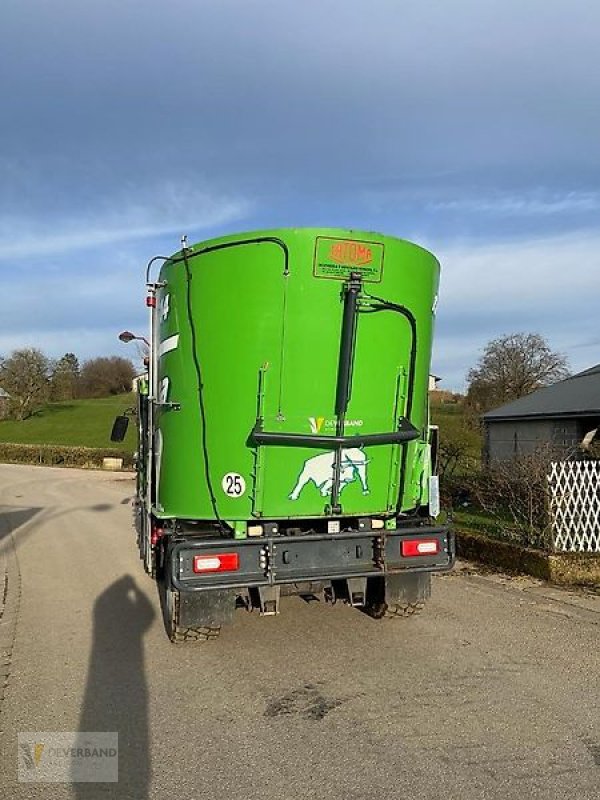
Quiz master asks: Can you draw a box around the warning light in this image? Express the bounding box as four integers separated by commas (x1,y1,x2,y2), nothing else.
401,539,440,557
193,553,240,573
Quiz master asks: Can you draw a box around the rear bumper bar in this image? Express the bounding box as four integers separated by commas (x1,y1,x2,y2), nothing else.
169,526,454,592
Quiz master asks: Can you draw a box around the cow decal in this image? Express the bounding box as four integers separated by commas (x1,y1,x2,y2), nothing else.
289,448,370,501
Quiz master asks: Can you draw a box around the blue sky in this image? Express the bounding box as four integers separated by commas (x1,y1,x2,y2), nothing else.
1,0,599,389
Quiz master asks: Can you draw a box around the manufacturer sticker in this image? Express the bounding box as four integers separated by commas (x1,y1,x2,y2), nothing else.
221,472,246,498
313,237,384,282
308,417,363,433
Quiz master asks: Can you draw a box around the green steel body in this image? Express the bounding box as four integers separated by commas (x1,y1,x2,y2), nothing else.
153,227,439,531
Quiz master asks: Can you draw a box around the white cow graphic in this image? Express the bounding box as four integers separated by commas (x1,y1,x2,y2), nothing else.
289,448,369,501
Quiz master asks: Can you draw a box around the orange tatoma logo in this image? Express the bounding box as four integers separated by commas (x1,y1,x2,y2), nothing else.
329,241,372,266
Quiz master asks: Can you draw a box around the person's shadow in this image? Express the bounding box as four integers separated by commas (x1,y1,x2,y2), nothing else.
74,575,155,799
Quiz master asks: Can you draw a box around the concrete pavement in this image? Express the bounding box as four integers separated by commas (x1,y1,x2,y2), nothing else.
0,463,599,799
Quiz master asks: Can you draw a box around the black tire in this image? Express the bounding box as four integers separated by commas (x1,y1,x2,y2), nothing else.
363,599,426,619
382,600,426,618
160,578,222,644
363,574,429,619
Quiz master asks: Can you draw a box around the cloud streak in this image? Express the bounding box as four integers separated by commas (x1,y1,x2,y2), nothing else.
0,182,250,260
427,191,600,216
1,0,598,394
432,230,600,388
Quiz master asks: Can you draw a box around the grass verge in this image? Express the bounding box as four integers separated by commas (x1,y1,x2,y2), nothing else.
0,394,135,451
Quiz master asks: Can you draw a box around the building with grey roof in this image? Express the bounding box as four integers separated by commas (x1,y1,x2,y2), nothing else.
483,365,600,462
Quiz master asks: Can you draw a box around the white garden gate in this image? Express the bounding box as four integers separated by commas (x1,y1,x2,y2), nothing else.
548,460,600,552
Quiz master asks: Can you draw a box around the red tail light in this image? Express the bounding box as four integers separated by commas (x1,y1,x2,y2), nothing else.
401,538,440,557
150,524,164,546
193,553,240,573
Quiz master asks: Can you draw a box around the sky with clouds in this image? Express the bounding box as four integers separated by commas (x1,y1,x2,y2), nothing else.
1,0,599,389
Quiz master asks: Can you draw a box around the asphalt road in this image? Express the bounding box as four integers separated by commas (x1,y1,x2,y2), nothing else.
1,464,600,799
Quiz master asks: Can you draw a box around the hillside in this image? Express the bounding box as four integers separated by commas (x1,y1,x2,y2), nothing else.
430,393,482,468
0,391,481,463
0,394,136,451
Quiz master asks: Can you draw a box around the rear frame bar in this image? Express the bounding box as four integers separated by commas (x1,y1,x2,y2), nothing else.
168,526,454,592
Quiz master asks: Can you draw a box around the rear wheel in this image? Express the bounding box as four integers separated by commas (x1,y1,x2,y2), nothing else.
160,578,222,644
364,599,426,619
363,574,430,619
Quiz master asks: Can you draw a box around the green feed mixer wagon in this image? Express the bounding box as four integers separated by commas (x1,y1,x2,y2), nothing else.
112,228,454,642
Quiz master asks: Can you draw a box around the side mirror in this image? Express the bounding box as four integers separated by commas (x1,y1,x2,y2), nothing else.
110,415,130,442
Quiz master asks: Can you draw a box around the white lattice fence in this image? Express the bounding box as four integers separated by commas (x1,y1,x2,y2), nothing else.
548,460,600,552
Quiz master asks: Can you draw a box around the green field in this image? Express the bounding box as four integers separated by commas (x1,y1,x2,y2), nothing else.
0,394,136,451
0,391,480,462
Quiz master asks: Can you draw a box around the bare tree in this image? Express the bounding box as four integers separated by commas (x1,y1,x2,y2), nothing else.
466,333,569,415
50,352,80,401
79,356,135,398
0,348,51,420
438,439,470,481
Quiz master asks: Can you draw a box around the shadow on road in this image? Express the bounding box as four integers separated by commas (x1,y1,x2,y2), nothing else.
0,502,114,559
0,506,41,544
75,575,155,799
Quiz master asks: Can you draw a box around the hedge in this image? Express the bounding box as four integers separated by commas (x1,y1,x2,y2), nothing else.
456,527,600,587
0,442,135,470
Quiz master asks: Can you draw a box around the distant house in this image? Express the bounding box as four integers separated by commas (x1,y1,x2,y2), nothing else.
0,388,10,420
483,365,600,462
429,374,442,392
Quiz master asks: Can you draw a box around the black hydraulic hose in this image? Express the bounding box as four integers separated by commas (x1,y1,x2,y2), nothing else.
361,291,418,420
331,273,362,513
173,238,289,531
169,237,289,275
360,290,420,514
182,249,225,533
145,255,171,284
335,272,362,416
